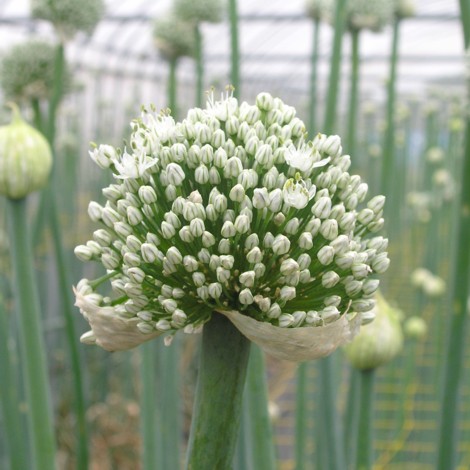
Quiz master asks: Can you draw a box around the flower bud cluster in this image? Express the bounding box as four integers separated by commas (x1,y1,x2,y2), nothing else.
75,90,389,340
174,0,223,24
153,14,196,61
410,268,446,297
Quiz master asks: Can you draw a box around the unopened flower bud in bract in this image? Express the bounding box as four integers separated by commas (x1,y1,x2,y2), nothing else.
344,292,403,370
0,104,52,199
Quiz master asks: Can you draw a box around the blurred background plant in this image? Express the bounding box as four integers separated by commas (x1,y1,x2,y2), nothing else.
0,0,469,469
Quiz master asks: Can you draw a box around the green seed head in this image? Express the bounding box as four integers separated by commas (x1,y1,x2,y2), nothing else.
344,292,403,370
153,14,196,61
174,0,224,24
0,40,71,103
31,0,105,38
0,104,52,199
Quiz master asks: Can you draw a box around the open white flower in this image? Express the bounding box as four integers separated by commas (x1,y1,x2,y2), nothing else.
112,149,158,180
282,176,316,209
284,140,331,174
205,86,238,121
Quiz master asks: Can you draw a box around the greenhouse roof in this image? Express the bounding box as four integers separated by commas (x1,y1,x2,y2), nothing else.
0,0,465,99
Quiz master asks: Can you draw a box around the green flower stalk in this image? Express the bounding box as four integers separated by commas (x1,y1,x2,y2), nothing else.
74,91,390,465
31,0,104,40
153,13,196,118
0,40,70,105
344,292,403,470
174,0,223,107
0,105,56,470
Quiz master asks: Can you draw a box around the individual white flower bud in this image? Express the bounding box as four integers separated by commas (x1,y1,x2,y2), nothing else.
220,255,234,269
305,310,321,325
240,271,256,288
371,253,390,273
101,206,120,227
170,143,187,162
298,232,313,250
198,248,211,264
336,251,357,270
339,212,356,231
322,271,340,288
246,247,262,264
183,255,198,272
88,201,103,222
205,204,217,222
161,284,173,297
171,309,187,327
141,242,159,263
312,197,332,219
330,235,349,254
229,183,245,202
252,187,269,209
256,92,274,111
345,279,363,296
356,183,368,202
154,319,171,332
208,282,223,299
245,136,259,156
233,215,249,234
368,218,385,233
75,245,94,261
192,272,206,287
269,188,283,212
280,259,300,276
352,299,375,312
221,220,236,238
127,267,146,284
195,164,209,184
216,267,231,283
208,167,221,184
352,263,371,279
214,194,228,213
214,147,228,168
179,226,194,243
320,306,340,324
357,208,375,226
137,322,155,334
102,184,122,202
279,314,295,328
224,157,243,178
266,303,281,319
189,218,204,238
124,251,141,267
245,233,259,250
166,163,185,186
165,184,177,201
93,229,112,247
209,255,221,271
251,263,264,278
280,286,296,301
285,218,300,235
212,129,226,149
261,232,273,249
272,235,290,255
137,310,153,322
292,311,307,327
218,238,231,254
320,219,338,240
317,245,335,265
362,279,380,296
126,206,143,226
368,236,388,252
161,221,176,239
166,247,182,265
225,116,239,135
255,144,273,166
239,288,254,305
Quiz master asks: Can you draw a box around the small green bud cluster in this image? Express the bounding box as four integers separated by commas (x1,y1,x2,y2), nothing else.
305,0,332,21
395,0,416,19
344,292,403,370
174,0,224,24
75,90,389,342
0,40,71,103
32,0,104,38
410,268,446,297
153,14,196,61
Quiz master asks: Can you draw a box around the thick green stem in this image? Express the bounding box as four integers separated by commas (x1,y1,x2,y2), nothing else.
318,355,346,470
158,340,181,469
356,369,376,470
307,18,321,135
168,58,178,118
229,0,240,98
436,3,470,467
323,0,347,134
381,18,400,203
140,342,158,470
185,313,251,469
195,24,204,108
344,367,360,463
295,362,308,470
0,294,29,470
245,346,276,470
6,198,56,470
347,29,360,158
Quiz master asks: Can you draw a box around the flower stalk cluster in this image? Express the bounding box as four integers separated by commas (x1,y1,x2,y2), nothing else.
75,91,389,351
